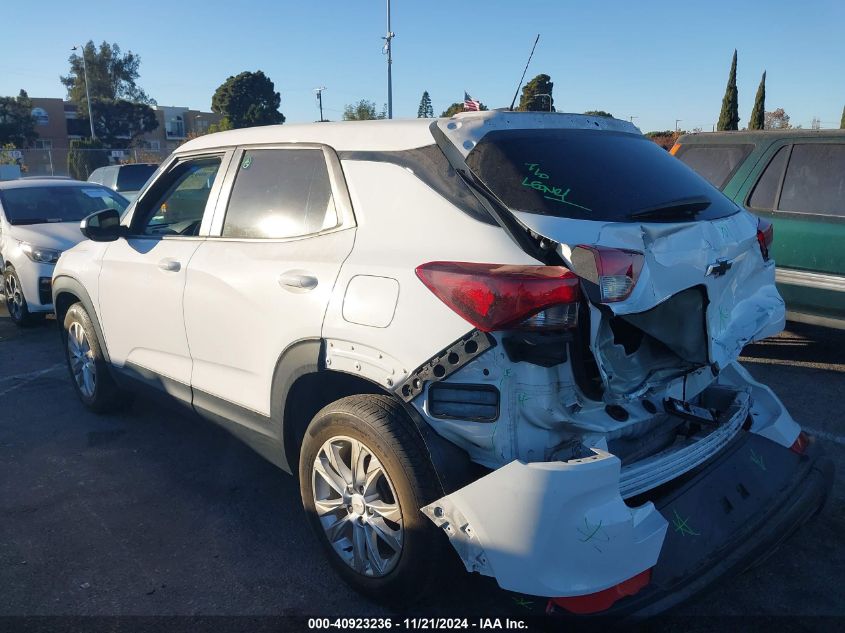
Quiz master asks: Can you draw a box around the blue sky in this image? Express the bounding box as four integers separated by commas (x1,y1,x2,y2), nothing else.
1,0,843,132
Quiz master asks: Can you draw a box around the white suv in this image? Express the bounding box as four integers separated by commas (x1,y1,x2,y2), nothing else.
52,112,832,615
0,178,128,326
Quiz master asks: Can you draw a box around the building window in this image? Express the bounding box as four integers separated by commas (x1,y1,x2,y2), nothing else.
166,115,185,139
31,107,50,126
140,140,161,151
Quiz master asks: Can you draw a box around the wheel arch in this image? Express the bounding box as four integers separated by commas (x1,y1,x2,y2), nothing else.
274,339,477,492
52,275,111,364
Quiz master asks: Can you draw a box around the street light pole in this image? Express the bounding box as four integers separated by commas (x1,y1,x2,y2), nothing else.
383,0,395,119
537,93,552,112
314,87,327,122
72,44,96,139
675,119,682,133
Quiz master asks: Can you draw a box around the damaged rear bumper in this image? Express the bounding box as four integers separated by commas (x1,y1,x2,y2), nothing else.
551,432,834,617
423,403,833,613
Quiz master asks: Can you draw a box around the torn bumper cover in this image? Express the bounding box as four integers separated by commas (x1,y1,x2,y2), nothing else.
422,383,832,608
422,450,669,598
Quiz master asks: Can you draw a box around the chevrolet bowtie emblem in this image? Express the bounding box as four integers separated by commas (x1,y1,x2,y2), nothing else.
706,258,733,277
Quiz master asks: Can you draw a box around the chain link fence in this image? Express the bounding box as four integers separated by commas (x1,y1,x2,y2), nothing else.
1,147,171,179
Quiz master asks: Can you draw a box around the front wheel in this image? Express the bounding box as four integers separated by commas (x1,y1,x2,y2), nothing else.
3,267,44,327
62,302,126,413
299,395,449,603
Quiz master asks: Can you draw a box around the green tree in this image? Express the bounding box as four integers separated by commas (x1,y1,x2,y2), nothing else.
61,41,155,112
584,110,613,118
208,117,233,134
1,143,21,165
748,71,766,130
717,50,739,131
840,105,844,129
440,101,489,117
0,90,37,147
519,74,554,111
67,138,109,180
211,71,285,129
343,99,386,121
417,91,434,118
91,98,158,147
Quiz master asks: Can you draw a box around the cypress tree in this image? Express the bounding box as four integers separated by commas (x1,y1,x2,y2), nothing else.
749,71,766,130
717,50,740,131
417,91,433,118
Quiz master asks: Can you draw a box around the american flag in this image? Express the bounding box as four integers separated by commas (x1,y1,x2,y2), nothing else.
463,92,481,112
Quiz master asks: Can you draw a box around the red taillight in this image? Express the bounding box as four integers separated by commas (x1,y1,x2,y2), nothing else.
415,261,581,332
790,431,810,455
548,568,652,614
757,217,773,261
570,245,644,303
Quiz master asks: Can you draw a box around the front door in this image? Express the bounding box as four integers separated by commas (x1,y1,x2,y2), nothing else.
97,152,231,398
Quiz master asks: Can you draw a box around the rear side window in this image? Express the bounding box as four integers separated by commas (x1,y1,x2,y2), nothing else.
222,149,338,239
674,144,753,189
748,146,789,210
464,129,739,222
779,144,845,217
116,164,157,192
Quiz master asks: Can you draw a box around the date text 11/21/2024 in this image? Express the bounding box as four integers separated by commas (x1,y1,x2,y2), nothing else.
307,617,529,630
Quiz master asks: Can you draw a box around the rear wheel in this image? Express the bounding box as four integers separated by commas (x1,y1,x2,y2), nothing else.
62,302,126,413
299,395,448,602
3,267,44,327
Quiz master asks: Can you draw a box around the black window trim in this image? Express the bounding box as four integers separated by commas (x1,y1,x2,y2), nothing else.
205,142,356,242
746,141,845,222
123,149,233,240
674,142,755,190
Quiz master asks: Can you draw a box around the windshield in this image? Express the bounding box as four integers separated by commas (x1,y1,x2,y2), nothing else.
463,129,740,222
116,164,158,192
0,185,129,225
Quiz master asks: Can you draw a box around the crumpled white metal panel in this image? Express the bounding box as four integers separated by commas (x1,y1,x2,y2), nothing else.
421,451,667,597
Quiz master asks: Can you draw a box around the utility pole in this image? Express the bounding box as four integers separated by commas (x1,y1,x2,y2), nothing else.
383,0,395,119
72,44,96,139
314,87,327,122
675,119,682,132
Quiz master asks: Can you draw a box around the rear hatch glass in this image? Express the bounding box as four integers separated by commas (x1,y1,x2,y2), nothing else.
673,144,754,189
464,129,739,222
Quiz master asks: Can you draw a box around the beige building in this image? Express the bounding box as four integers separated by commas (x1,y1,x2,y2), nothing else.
21,98,221,175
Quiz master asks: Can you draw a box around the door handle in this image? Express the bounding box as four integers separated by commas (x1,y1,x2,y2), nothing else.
279,270,318,292
157,258,181,273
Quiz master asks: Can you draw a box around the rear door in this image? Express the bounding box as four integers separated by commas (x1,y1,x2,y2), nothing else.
97,151,232,398
183,145,356,421
743,140,845,321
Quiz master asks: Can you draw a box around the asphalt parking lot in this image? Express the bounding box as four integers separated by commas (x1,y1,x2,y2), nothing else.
0,303,843,628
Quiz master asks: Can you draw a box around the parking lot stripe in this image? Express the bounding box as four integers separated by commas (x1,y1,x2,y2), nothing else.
0,363,65,396
804,426,845,447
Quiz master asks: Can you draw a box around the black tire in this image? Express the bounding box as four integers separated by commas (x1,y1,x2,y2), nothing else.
61,302,126,413
299,395,449,603
3,266,45,327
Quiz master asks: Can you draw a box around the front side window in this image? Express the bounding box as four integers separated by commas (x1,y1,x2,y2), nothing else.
137,157,221,236
747,146,789,211
674,144,753,189
221,149,338,239
0,185,128,225
778,144,845,217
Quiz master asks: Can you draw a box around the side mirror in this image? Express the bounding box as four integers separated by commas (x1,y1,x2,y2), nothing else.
80,208,126,242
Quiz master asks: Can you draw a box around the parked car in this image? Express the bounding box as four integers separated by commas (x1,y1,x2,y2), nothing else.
87,163,159,202
671,130,845,329
0,178,128,325
52,113,832,615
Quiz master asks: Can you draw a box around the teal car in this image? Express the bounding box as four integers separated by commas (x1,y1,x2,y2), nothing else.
672,130,845,329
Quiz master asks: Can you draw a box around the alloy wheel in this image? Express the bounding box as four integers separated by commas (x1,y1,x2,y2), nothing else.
67,321,96,398
4,272,23,322
312,435,404,577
